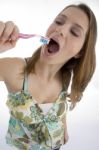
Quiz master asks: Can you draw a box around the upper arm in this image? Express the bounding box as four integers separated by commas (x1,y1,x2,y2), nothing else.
0,57,25,81
0,58,10,81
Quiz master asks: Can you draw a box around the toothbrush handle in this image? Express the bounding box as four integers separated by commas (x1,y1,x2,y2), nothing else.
19,33,49,41
18,33,50,45
19,33,37,39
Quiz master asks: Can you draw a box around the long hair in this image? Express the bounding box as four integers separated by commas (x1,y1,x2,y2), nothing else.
24,3,97,109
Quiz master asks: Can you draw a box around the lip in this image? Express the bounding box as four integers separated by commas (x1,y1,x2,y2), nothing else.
42,45,59,58
47,36,60,52
49,36,60,48
44,46,58,57
42,36,61,57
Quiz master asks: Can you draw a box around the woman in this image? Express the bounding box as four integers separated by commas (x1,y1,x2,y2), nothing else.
0,3,97,150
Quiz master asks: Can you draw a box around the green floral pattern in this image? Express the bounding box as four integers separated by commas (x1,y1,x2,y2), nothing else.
6,90,67,150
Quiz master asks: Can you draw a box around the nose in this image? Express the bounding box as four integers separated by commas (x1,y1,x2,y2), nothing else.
55,25,68,38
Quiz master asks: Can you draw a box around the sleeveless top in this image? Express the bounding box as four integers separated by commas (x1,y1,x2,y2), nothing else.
38,103,53,115
6,64,68,150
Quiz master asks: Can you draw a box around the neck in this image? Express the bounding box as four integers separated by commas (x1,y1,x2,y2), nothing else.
34,59,63,83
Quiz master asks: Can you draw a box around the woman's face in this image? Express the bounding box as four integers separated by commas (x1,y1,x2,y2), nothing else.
40,6,89,65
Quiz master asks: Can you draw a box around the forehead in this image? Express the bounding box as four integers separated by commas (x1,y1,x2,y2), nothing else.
59,6,89,33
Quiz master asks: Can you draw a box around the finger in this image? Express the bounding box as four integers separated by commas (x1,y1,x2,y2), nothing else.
10,25,20,41
0,40,16,52
0,21,5,37
1,21,15,42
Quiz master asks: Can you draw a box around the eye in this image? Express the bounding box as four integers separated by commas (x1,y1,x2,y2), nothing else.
55,20,63,25
70,30,80,37
54,17,65,25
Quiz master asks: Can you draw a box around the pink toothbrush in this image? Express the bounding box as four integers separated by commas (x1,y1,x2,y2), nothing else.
19,33,50,45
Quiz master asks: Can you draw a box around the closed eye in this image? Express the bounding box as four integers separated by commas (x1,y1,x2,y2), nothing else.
54,17,65,25
70,30,80,37
55,20,63,25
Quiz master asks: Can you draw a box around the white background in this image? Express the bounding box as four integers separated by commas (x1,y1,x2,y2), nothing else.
0,0,99,150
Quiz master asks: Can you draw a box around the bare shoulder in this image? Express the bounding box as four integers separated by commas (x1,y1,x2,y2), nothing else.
0,57,25,81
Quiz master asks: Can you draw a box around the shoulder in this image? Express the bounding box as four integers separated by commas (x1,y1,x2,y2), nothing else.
0,57,26,81
0,57,25,65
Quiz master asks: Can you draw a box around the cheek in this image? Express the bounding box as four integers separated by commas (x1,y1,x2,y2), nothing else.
62,39,84,59
69,38,85,55
45,25,53,36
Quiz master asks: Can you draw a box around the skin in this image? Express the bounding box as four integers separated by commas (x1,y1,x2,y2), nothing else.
35,7,89,83
0,7,89,144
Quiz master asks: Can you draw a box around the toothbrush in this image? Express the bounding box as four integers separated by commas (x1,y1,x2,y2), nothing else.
19,33,50,45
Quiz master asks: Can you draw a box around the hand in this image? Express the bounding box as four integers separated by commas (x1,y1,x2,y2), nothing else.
0,21,19,53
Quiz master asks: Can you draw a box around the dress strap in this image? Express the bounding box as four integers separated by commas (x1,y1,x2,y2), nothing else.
22,58,28,92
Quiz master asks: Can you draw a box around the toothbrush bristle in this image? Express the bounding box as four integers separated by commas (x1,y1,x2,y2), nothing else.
40,38,49,44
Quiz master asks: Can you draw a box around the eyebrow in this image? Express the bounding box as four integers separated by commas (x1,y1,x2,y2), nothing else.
59,14,84,33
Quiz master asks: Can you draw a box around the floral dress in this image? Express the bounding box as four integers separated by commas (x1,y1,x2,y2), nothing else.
6,71,68,150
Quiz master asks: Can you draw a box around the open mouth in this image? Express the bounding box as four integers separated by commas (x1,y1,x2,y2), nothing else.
47,38,60,53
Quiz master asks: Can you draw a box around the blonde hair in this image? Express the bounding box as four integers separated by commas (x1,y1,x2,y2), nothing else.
24,3,97,109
